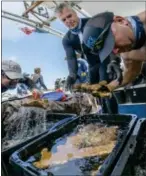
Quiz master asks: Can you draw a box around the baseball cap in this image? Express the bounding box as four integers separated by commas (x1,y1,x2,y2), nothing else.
2,60,23,80
83,12,115,62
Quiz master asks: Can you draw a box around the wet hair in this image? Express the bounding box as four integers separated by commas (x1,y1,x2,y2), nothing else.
54,3,73,14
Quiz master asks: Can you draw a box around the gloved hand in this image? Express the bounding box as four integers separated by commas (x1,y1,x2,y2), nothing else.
107,60,123,84
92,81,112,97
97,84,111,92
66,75,77,90
22,100,46,109
81,72,87,77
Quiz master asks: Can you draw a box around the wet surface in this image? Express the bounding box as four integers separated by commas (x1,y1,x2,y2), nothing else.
29,123,118,176
122,122,146,176
2,107,58,150
134,126,146,176
2,94,100,151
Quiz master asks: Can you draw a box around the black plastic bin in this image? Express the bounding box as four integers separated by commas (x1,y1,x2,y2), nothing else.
111,118,146,176
2,113,77,176
10,113,137,176
125,84,146,103
114,88,127,104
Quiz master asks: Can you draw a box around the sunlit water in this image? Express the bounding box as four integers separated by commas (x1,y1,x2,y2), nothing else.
27,123,118,176
2,107,57,150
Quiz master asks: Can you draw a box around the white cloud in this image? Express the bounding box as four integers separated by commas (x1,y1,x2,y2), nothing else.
8,56,17,61
2,56,17,61
2,2,27,41
2,2,57,41
2,19,26,41
2,2,25,15
79,2,145,16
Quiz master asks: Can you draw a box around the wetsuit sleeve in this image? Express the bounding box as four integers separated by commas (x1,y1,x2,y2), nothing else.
81,60,88,72
62,36,78,77
39,75,47,90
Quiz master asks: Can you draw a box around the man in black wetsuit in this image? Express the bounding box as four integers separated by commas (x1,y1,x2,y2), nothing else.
55,3,121,113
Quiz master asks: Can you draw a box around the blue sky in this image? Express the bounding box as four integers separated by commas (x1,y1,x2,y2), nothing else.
2,2,69,89
3,1,144,91
2,27,68,88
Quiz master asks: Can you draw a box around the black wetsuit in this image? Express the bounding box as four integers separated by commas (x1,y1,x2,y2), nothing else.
63,18,118,114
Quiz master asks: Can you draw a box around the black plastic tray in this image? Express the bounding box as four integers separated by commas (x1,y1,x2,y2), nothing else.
10,113,137,176
126,84,146,103
111,118,146,176
114,89,127,104
2,113,77,176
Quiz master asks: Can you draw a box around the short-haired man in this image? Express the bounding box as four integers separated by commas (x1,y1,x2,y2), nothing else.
2,60,23,93
55,3,119,113
83,11,146,90
32,67,48,91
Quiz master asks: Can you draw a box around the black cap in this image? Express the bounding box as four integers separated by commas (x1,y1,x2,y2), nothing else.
83,12,115,62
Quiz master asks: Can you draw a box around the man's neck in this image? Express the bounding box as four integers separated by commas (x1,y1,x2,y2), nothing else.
70,18,82,34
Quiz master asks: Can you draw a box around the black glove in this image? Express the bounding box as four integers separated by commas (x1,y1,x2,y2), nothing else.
66,75,77,90
107,56,123,84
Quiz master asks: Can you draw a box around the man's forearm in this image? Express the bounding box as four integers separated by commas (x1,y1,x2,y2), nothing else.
121,48,146,62
40,76,47,90
42,84,48,90
121,68,141,86
67,59,78,77
107,61,142,91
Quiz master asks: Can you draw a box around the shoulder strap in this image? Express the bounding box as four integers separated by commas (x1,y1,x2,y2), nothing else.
78,32,87,60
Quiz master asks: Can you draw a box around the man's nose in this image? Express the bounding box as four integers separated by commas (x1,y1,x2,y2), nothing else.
66,18,71,24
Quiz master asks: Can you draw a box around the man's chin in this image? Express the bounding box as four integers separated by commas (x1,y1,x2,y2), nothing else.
69,26,75,29
69,24,78,29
